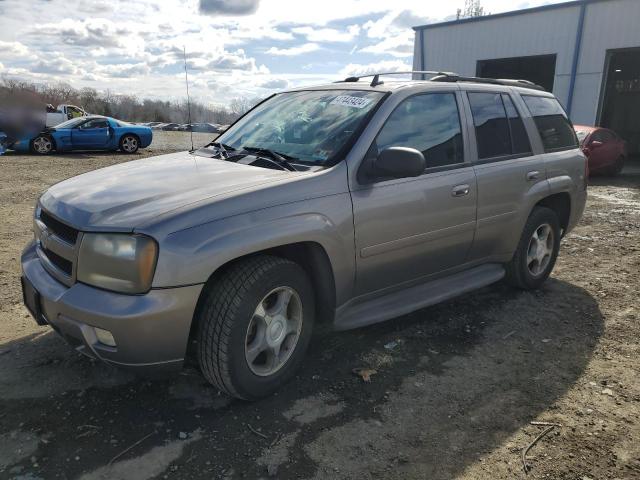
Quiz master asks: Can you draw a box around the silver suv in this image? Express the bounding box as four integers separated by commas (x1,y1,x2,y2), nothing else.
21,72,587,399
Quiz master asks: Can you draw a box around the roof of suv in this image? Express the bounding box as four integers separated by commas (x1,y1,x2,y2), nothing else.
286,71,554,97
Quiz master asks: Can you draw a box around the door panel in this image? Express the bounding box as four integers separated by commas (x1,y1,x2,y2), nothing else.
464,91,547,260
350,90,476,296
352,168,477,295
469,156,547,260
72,120,111,149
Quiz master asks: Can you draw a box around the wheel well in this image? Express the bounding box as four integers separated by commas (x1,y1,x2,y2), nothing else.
121,132,140,143
187,242,337,358
536,193,571,234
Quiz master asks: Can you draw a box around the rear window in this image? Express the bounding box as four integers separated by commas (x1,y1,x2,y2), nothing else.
522,96,578,152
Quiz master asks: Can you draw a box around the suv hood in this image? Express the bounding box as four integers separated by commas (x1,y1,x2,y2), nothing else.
39,151,295,230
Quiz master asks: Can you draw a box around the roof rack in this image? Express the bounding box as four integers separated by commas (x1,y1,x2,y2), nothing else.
341,71,458,87
339,70,546,91
430,74,546,91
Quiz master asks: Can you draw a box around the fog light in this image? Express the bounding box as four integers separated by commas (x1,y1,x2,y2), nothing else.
94,327,116,347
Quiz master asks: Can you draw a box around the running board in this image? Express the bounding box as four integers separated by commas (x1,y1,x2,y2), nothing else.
334,263,505,331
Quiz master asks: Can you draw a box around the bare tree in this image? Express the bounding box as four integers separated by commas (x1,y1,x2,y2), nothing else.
456,0,486,20
0,77,253,124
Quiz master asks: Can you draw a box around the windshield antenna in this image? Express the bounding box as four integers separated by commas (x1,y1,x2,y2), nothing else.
183,46,194,152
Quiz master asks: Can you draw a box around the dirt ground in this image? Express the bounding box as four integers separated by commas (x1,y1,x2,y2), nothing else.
0,132,638,480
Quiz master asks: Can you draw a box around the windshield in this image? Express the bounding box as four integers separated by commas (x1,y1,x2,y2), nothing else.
214,90,384,165
54,117,87,129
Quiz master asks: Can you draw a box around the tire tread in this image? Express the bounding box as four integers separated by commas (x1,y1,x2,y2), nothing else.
197,255,294,399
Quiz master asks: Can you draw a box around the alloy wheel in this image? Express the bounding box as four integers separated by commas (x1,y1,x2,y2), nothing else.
526,223,554,276
121,136,138,152
33,136,52,154
244,286,303,377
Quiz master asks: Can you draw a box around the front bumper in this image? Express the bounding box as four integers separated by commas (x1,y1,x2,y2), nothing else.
21,241,203,373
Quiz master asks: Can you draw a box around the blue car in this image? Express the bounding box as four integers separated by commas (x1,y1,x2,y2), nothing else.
12,116,153,154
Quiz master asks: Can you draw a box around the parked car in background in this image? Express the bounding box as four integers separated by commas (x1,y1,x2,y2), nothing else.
574,125,627,176
21,73,587,400
12,116,152,154
46,104,87,127
161,123,181,131
182,123,221,133
145,122,163,127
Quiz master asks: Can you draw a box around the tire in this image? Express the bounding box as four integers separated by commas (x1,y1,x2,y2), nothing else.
119,134,139,153
505,206,561,290
31,135,54,154
197,255,315,400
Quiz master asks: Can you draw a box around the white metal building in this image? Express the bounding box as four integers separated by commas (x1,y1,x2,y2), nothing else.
412,0,640,155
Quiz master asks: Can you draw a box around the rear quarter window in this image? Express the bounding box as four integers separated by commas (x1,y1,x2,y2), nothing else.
522,96,578,152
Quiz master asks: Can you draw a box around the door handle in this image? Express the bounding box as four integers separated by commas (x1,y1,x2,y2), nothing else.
526,170,540,181
451,184,470,197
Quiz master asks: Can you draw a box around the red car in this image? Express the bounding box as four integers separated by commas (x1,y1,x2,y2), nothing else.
574,125,627,176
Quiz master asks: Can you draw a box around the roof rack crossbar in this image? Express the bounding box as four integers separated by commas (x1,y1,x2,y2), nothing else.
341,70,459,86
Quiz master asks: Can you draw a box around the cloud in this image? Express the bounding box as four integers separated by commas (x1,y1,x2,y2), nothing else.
339,59,412,77
97,62,151,78
0,40,30,57
31,55,80,75
292,25,360,42
34,18,132,48
257,78,289,89
359,34,414,57
199,0,260,15
266,43,320,56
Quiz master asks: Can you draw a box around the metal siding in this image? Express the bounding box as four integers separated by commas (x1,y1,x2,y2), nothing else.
416,0,640,125
571,0,640,124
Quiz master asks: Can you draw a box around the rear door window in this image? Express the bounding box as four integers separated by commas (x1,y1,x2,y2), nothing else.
522,95,578,152
468,92,511,159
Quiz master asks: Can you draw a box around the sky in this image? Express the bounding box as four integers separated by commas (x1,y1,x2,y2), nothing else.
0,0,570,107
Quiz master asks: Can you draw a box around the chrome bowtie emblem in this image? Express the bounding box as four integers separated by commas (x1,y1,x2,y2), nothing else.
40,228,51,249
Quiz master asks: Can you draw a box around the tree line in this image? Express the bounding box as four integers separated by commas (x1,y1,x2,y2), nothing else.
1,78,261,124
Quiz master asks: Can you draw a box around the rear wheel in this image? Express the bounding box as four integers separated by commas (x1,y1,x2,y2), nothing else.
505,206,561,290
119,134,139,153
197,255,315,400
31,135,54,154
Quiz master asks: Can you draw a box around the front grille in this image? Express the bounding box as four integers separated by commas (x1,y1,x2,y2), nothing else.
42,247,73,276
40,210,79,245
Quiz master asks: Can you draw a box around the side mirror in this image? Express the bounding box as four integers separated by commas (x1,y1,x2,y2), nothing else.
590,140,604,149
373,147,426,179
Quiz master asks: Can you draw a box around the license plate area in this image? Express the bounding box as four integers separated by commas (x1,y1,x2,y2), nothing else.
21,276,47,326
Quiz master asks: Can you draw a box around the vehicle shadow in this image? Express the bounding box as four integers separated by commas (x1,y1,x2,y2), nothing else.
0,278,603,479
588,161,640,189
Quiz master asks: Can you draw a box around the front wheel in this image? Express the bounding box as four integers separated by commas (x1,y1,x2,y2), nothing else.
31,135,54,154
119,134,139,153
197,255,315,400
505,206,561,290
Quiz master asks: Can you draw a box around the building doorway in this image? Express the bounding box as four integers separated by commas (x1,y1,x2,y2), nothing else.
476,54,557,92
599,48,640,157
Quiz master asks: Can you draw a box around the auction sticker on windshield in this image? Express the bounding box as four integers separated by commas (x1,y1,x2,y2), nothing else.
330,95,372,109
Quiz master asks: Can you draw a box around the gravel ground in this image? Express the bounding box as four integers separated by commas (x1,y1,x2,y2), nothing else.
0,132,638,479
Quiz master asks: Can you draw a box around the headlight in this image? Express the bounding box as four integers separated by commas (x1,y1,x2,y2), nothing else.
77,233,158,294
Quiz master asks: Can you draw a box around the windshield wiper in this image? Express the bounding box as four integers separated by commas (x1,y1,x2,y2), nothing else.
204,141,236,158
240,146,298,171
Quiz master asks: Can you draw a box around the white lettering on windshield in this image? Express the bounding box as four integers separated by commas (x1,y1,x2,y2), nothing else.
330,95,372,109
